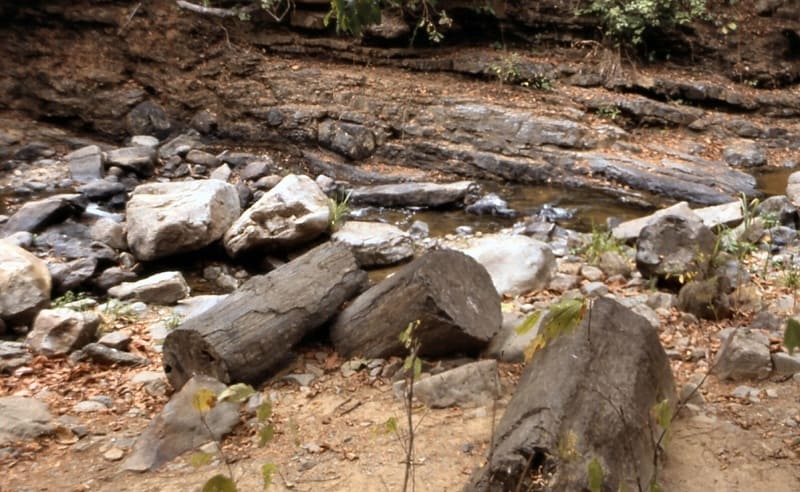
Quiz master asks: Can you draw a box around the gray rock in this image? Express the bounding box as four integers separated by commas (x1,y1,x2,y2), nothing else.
693,200,744,228
466,193,516,217
126,180,241,261
407,220,430,239
678,277,732,320
0,396,55,444
0,341,32,373
613,202,695,241
731,385,758,400
548,273,580,293
217,151,261,167
463,235,555,296
158,134,202,160
749,310,782,332
72,400,108,413
636,213,716,283
224,174,329,257
485,312,541,362
130,135,160,147
94,266,138,291
581,281,608,297
26,308,100,356
348,181,478,208
282,373,316,387
77,179,127,201
2,231,33,249
679,383,705,405
714,328,772,380
755,195,797,227
173,294,228,322
0,241,52,324
597,251,631,278
33,226,118,265
240,159,274,181
70,342,149,366
66,145,104,182
130,371,168,397
105,146,157,176
772,352,800,375
580,265,605,282
318,120,376,160
185,150,219,167
122,375,241,471
786,171,800,208
89,218,127,250
411,360,500,409
723,140,767,167
332,221,414,267
108,271,189,305
48,257,97,294
98,330,132,351
126,101,171,138
1,194,86,235
646,292,676,311
190,110,217,134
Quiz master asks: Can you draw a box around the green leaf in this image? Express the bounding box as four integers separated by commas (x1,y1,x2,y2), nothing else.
258,424,275,447
785,318,800,355
256,401,272,423
383,416,398,434
192,388,217,413
202,474,237,492
588,457,603,492
217,383,255,404
541,298,586,340
515,311,542,335
261,463,278,489
190,451,214,468
649,481,665,492
653,399,672,433
412,357,422,378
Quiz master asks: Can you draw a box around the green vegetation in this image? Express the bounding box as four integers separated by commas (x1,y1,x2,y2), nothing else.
328,190,352,231
52,290,90,308
517,296,588,361
577,225,624,264
192,383,277,491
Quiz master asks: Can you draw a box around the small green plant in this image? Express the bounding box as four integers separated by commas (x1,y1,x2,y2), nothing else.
163,313,183,331
328,190,352,231
596,106,621,121
52,290,89,308
578,225,624,264
489,52,523,85
192,383,278,491
517,296,588,360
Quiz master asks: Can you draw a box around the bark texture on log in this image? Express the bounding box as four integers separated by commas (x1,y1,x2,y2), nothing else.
162,242,367,390
330,249,501,359
465,297,676,492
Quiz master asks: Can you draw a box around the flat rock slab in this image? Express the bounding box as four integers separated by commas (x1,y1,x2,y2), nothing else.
347,181,477,208
123,375,240,472
412,359,500,408
0,396,55,444
1,194,86,235
331,249,501,359
108,271,189,305
331,221,414,267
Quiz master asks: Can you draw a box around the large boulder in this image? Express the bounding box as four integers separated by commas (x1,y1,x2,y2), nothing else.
0,396,55,444
331,221,414,267
1,194,87,235
713,328,772,380
27,308,100,356
636,213,716,284
223,174,330,257
463,235,555,296
126,180,241,261
0,241,51,325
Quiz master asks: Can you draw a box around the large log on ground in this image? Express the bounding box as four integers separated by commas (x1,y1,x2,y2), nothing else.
465,297,676,492
162,242,367,390
330,249,501,358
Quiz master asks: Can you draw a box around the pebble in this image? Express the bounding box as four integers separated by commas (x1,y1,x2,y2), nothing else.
73,400,108,413
103,447,125,461
731,385,757,400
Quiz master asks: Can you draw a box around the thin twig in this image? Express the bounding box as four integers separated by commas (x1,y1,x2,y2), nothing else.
118,2,141,35
175,0,254,18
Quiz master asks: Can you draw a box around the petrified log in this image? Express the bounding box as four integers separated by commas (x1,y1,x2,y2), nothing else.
330,249,501,358
465,297,676,492
162,242,367,390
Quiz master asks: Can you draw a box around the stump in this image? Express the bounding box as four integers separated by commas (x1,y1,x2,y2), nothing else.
162,242,367,390
465,297,676,492
330,249,501,359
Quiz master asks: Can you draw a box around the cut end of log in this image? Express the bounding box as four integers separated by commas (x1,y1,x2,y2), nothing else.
162,328,230,390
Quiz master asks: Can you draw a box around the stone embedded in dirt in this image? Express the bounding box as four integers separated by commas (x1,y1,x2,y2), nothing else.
223,174,329,257
48,257,97,294
678,277,732,320
0,396,55,444
126,101,171,138
580,264,604,282
465,297,676,492
93,266,138,291
185,149,219,167
771,352,800,375
547,272,580,293
105,146,157,176
26,308,100,356
89,217,127,250
331,221,414,267
713,328,772,380
126,179,241,261
158,134,203,160
331,249,501,359
0,240,52,325
582,281,609,297
636,213,717,284
108,271,189,305
66,145,104,182
410,360,500,409
347,181,478,208
462,234,555,296
597,251,631,278
0,341,32,373
317,119,376,160
723,140,767,167
72,400,108,413
98,329,132,351
239,159,274,181
70,342,149,366
123,375,240,472
1,193,87,235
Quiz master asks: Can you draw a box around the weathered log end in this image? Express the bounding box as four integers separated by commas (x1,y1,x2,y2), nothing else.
162,328,231,391
465,297,676,492
331,249,501,359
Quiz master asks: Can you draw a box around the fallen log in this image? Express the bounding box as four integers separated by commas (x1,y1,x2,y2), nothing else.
465,297,676,492
162,242,367,390
330,249,501,358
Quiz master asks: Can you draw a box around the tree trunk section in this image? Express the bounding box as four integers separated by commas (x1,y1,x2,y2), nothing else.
465,297,676,492
162,242,367,390
330,249,501,359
